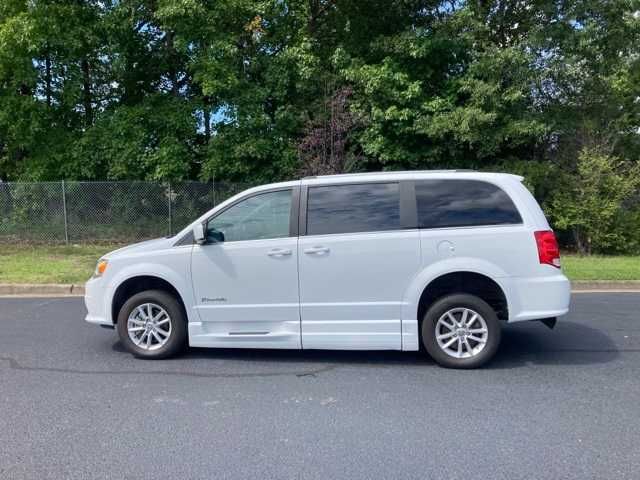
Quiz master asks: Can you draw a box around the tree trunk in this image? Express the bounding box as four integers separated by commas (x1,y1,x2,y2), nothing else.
166,31,179,96
573,227,589,255
45,46,52,107
81,57,93,127
308,0,319,35
203,107,211,141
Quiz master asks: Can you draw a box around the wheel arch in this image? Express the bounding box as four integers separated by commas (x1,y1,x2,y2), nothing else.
401,258,512,350
416,271,509,325
110,275,188,325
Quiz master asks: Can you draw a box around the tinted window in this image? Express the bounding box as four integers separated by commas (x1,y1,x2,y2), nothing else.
307,183,400,235
416,180,521,228
207,189,291,242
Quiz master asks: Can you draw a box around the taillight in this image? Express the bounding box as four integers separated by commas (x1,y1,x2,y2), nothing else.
534,230,561,268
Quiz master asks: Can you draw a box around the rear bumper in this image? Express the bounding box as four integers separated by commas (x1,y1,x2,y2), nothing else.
84,277,112,326
506,273,571,323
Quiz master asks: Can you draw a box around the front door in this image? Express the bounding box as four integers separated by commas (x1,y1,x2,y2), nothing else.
190,187,301,349
298,182,421,350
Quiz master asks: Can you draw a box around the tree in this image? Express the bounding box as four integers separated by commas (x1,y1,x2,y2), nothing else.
298,86,358,175
549,147,639,254
0,0,639,253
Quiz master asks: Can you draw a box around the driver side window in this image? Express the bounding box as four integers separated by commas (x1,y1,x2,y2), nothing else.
206,189,292,243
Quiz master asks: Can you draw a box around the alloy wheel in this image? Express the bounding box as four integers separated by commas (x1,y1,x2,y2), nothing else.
435,307,489,359
127,303,172,351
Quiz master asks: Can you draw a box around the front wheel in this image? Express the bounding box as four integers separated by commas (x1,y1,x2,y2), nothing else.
116,290,187,359
422,294,501,369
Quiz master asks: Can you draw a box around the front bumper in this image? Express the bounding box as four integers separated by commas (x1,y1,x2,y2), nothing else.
84,277,112,326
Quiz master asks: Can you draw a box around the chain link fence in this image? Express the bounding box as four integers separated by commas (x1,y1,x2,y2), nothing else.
0,181,249,244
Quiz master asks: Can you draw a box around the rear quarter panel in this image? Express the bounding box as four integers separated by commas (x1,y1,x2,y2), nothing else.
400,176,565,350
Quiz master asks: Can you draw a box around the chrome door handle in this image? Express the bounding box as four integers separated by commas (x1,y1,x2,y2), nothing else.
267,248,292,257
303,246,330,255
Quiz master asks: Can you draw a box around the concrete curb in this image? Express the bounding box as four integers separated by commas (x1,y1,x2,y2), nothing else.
0,283,85,296
571,280,640,291
0,281,639,298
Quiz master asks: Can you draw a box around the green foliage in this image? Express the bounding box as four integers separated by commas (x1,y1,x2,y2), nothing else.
74,96,198,181
549,148,640,254
0,0,639,252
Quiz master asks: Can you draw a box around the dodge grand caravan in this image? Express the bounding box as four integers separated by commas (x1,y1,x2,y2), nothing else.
85,171,570,368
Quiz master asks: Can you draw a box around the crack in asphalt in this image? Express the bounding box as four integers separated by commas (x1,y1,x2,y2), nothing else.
0,356,339,379
1,348,638,380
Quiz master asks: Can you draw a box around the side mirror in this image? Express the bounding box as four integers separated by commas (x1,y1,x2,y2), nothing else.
208,229,225,243
193,223,206,244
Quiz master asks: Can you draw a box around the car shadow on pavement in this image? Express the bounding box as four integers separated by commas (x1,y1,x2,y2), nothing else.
111,338,431,367
111,319,619,370
488,320,619,369
184,346,432,367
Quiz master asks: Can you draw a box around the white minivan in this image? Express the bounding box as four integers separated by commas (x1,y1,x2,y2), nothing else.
85,171,570,368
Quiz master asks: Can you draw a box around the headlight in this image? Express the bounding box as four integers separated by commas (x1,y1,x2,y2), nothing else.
94,259,108,277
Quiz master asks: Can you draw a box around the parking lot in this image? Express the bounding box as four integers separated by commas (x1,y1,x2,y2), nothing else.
1,293,639,479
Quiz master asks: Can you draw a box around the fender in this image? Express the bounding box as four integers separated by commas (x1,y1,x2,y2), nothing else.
103,262,195,324
400,256,512,351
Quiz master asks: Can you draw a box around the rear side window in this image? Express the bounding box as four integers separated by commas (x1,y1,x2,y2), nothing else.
307,183,400,235
416,180,522,228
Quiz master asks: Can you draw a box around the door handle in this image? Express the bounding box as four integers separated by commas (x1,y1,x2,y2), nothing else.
267,248,292,257
303,246,330,255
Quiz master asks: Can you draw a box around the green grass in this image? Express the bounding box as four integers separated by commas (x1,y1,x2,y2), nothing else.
561,254,640,281
0,244,122,284
0,245,638,284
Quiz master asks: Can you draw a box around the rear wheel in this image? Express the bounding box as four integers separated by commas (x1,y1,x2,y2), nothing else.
422,294,501,369
116,290,187,359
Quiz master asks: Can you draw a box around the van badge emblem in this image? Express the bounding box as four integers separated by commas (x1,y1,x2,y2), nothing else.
202,297,227,303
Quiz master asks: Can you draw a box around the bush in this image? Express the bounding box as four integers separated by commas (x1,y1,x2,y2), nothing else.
547,148,640,255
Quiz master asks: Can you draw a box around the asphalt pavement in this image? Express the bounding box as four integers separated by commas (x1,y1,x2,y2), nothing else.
1,293,639,479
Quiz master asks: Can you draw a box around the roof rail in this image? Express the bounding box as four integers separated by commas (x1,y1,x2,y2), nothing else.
302,169,476,180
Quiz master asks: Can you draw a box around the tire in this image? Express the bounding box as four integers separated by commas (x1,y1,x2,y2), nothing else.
116,290,187,359
421,293,501,369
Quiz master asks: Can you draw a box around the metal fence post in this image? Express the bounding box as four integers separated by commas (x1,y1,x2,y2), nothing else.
168,182,173,236
61,180,69,245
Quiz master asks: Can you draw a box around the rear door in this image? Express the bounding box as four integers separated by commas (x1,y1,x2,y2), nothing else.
298,181,420,350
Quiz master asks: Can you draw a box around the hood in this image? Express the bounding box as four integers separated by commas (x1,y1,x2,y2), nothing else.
104,237,173,259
